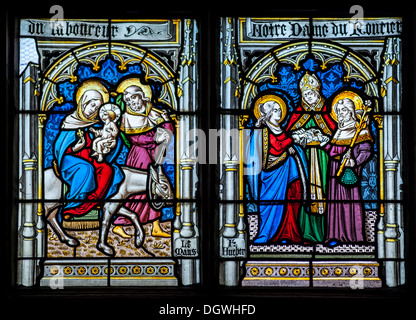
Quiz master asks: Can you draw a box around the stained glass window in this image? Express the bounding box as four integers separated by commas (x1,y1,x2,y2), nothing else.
8,8,413,305
15,17,200,287
217,16,407,288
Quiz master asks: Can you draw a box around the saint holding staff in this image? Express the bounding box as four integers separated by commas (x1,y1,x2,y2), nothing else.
324,91,373,245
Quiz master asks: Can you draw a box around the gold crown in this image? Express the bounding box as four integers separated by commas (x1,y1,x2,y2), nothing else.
299,72,320,93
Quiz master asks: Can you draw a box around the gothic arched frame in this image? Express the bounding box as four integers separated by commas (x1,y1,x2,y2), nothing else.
238,40,383,211
234,38,391,286
36,41,185,280
238,40,383,210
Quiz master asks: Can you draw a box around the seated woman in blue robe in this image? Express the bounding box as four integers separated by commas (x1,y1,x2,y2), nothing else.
53,83,124,219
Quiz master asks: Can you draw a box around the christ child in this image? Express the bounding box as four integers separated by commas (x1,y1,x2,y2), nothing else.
90,108,118,162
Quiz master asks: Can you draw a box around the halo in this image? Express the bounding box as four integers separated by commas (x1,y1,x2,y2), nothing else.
330,91,364,121
116,77,152,100
99,103,121,123
75,79,110,106
253,94,287,123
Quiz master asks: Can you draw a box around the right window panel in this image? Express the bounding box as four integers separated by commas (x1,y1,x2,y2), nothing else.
218,16,405,288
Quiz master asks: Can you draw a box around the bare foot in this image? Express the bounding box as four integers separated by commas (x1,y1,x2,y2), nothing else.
112,226,132,239
151,220,170,238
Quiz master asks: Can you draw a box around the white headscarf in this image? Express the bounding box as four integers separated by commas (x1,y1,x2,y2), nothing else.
61,90,103,129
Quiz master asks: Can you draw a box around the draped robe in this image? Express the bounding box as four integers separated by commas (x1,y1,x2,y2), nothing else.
287,99,336,242
324,121,373,243
248,128,308,244
114,106,174,225
54,122,124,217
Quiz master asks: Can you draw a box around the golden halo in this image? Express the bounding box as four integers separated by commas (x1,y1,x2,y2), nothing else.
99,103,121,123
330,91,364,121
253,94,287,123
75,79,110,106
116,78,152,100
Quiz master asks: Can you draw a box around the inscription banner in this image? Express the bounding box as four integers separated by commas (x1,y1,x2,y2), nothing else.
220,238,246,258
242,18,402,41
20,19,176,41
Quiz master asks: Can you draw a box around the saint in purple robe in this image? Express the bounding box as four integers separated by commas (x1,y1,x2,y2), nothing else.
324,97,373,244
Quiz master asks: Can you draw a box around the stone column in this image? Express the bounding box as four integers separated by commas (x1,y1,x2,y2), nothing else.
174,19,200,286
20,154,38,286
36,114,47,260
380,37,404,287
18,64,40,286
222,156,239,238
373,115,385,259
218,17,247,286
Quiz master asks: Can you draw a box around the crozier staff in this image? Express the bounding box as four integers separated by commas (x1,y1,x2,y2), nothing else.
324,93,373,245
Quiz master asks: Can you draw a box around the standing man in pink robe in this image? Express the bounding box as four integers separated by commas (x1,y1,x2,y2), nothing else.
112,80,173,239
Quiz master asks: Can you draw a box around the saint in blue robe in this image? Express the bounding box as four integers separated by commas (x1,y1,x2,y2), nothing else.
54,128,124,214
246,129,308,244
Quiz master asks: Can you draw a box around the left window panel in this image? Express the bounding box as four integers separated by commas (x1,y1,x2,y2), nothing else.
17,18,200,287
